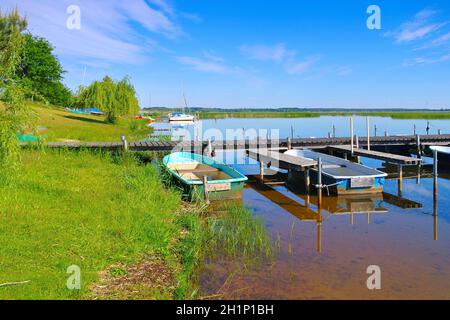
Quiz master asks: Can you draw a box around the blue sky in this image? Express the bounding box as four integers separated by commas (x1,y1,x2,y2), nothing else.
3,0,450,109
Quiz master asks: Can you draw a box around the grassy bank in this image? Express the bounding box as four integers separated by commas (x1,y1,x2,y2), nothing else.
31,103,152,142
0,149,203,299
197,111,450,120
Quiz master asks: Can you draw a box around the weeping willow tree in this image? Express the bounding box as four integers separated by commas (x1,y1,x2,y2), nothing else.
75,76,139,124
0,8,34,179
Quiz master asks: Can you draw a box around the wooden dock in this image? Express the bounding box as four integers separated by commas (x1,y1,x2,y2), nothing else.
21,134,450,152
327,145,422,165
247,148,316,169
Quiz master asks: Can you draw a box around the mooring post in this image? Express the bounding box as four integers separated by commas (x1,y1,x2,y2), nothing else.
121,136,128,151
350,117,354,156
433,197,438,241
433,149,438,200
202,175,209,204
304,169,310,194
260,160,265,182
416,164,421,185
206,138,212,156
366,116,370,151
316,215,322,253
415,134,421,158
367,212,371,225
287,137,292,150
317,157,323,207
355,135,360,163
398,164,403,197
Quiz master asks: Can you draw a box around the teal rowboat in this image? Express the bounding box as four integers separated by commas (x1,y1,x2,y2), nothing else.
162,152,248,200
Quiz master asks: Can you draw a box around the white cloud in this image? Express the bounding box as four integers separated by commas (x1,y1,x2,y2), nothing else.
240,43,294,63
385,9,447,43
403,53,450,67
284,56,320,75
176,56,229,73
1,0,185,64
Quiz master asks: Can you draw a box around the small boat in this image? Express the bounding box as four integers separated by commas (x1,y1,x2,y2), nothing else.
285,149,387,195
429,146,450,163
162,152,248,200
168,112,195,122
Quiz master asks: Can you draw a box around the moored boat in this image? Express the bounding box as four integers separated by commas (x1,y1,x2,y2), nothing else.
285,149,387,195
429,146,450,163
168,112,195,122
162,152,248,200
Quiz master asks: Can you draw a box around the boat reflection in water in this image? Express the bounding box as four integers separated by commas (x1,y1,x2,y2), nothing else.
247,179,393,253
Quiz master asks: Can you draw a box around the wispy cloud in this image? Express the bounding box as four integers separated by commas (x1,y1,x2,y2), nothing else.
417,31,450,50
1,0,188,65
176,56,229,73
385,9,447,43
403,53,450,67
240,43,294,63
284,55,320,75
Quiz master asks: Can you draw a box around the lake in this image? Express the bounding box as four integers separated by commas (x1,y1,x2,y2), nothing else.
152,116,450,299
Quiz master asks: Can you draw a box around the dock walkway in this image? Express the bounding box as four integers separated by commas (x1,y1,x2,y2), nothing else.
327,145,421,165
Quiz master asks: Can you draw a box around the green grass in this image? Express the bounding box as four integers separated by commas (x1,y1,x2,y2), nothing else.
197,111,450,120
30,103,152,142
0,149,203,299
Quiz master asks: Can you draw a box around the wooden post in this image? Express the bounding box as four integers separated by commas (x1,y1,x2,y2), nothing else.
416,164,421,185
366,116,370,151
415,135,421,158
206,138,212,156
287,137,292,150
202,175,209,204
367,212,371,225
398,164,403,197
317,158,323,207
121,136,128,151
316,219,322,253
433,197,438,241
304,169,310,194
433,149,438,200
260,160,264,182
355,135,360,163
350,117,354,156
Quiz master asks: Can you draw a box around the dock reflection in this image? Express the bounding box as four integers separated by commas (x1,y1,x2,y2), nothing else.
245,178,428,252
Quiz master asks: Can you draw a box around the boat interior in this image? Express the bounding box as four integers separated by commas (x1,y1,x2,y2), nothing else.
167,161,232,181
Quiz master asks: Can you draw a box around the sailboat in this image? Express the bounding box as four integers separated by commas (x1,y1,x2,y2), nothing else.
168,92,195,122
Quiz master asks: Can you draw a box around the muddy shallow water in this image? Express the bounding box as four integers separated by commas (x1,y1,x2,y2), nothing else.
199,153,450,300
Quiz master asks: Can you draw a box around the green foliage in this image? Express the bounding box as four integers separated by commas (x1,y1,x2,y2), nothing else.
17,34,72,106
74,76,140,124
0,9,32,179
0,149,200,299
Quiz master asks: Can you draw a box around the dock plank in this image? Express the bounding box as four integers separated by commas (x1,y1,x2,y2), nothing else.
327,145,421,165
247,148,316,169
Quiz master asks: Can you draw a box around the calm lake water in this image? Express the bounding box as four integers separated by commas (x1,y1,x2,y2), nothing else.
151,116,450,141
153,116,450,299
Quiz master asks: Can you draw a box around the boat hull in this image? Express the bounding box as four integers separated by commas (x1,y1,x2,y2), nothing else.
162,152,248,201
287,170,385,195
284,149,387,195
